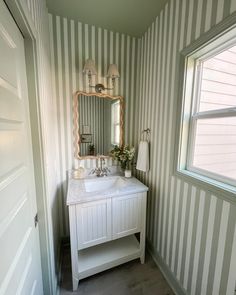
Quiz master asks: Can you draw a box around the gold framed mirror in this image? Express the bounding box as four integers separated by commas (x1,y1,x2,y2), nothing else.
73,91,124,159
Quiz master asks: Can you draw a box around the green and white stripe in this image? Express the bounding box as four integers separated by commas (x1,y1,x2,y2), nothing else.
137,0,236,294
49,0,236,293
49,15,138,235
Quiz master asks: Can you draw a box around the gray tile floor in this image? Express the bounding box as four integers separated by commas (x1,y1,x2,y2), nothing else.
60,245,174,295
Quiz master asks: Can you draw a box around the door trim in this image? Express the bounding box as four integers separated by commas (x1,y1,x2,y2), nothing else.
4,1,58,294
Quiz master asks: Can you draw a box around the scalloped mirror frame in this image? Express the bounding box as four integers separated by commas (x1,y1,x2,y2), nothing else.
73,91,124,159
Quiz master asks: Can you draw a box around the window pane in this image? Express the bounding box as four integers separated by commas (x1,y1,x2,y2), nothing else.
114,125,120,145
113,102,120,124
199,45,236,112
192,116,236,181
111,101,120,145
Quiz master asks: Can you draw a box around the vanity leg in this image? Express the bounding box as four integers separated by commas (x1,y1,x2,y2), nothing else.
140,193,147,264
72,276,79,291
140,229,145,264
140,253,145,264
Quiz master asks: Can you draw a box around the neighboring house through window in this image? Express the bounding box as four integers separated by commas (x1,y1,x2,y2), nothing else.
178,24,236,188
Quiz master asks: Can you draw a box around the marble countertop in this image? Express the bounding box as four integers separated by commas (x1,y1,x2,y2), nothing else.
67,175,148,205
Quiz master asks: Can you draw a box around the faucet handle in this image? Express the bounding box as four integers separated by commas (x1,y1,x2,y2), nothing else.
101,166,110,176
89,168,96,175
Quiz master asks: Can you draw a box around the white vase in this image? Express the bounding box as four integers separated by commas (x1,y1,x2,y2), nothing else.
125,169,132,178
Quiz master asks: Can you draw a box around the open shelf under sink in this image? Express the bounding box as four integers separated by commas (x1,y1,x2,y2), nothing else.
78,235,141,279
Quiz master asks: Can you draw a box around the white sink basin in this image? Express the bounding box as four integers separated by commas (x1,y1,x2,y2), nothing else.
84,176,127,193
67,175,149,205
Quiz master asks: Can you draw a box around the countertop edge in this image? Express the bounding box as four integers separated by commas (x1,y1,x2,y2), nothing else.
66,178,149,206
67,188,148,205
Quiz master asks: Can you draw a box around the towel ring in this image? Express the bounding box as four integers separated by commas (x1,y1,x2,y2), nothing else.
141,128,150,141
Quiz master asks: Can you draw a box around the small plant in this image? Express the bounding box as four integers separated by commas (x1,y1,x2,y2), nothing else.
88,144,95,155
110,145,135,170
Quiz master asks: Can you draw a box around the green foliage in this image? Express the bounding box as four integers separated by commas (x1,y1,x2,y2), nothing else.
110,145,135,170
88,144,95,152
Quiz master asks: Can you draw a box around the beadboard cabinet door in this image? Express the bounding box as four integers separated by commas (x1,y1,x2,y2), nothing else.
112,193,142,239
76,199,112,250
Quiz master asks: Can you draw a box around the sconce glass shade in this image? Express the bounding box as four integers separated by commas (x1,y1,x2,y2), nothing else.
107,64,120,78
83,59,97,75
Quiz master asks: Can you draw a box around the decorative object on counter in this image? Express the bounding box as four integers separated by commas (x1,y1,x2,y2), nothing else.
72,167,85,179
136,128,150,172
83,59,120,93
124,169,132,178
110,145,135,177
88,143,95,156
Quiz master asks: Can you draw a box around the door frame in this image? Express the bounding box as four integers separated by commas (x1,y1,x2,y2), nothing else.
4,1,57,294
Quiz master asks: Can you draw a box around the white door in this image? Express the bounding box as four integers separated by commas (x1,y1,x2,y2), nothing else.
0,1,44,294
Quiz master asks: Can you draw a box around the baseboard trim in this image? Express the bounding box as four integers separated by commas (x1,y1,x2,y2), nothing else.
57,242,63,287
56,284,60,295
56,236,71,294
146,240,186,295
56,237,67,294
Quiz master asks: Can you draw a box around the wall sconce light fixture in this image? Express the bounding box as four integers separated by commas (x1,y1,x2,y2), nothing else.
83,59,120,93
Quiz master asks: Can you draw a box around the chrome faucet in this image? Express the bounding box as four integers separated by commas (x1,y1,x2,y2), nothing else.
89,157,110,177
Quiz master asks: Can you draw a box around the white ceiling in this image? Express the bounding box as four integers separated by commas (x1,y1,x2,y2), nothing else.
46,0,169,37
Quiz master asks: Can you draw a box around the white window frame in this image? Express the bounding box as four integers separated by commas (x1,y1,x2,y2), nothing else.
177,20,236,194
111,101,120,146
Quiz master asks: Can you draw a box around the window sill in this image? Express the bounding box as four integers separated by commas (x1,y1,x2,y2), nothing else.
175,169,236,204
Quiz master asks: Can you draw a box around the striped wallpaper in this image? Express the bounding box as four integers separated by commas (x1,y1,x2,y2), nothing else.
49,0,236,293
48,14,138,236
136,0,236,294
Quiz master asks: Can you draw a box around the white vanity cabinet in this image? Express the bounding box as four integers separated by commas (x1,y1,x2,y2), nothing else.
112,193,143,239
76,199,112,250
67,176,148,291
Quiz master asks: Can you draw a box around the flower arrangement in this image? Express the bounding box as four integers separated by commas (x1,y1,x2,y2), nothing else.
110,145,135,170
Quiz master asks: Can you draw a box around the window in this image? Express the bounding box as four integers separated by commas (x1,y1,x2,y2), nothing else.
179,25,236,188
111,101,120,145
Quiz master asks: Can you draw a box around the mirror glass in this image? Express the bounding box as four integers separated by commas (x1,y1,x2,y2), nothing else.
73,92,124,158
